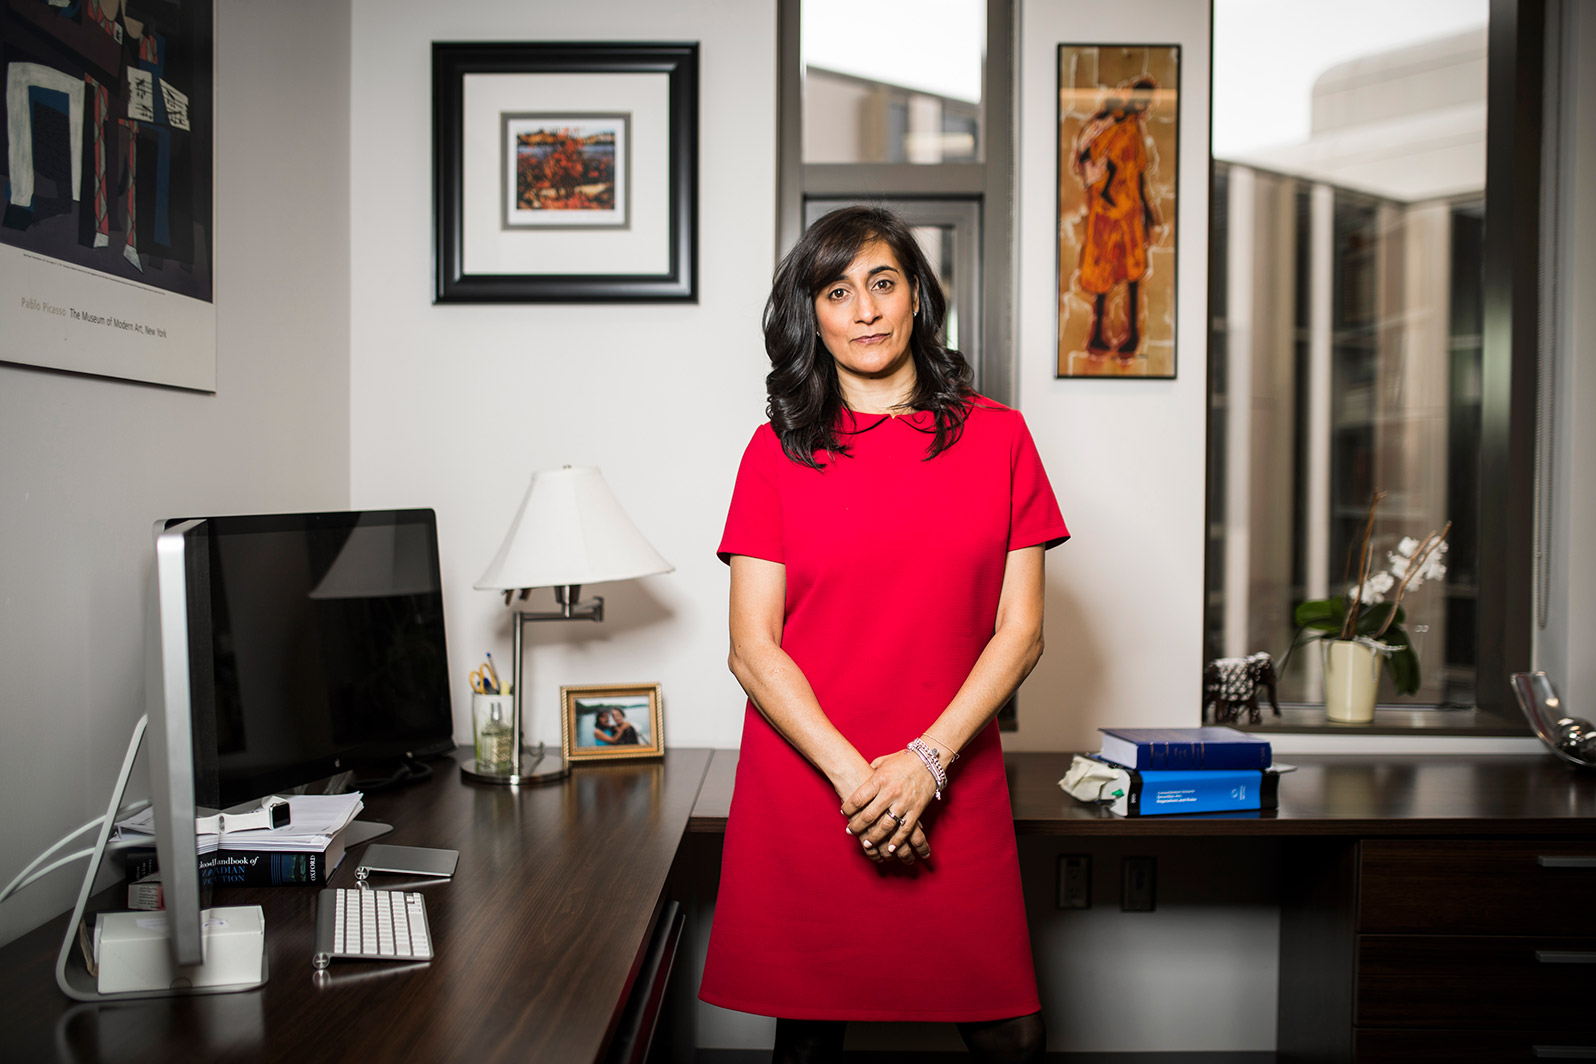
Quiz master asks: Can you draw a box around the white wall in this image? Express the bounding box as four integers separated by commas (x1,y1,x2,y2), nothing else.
1012,0,1213,754
348,0,776,754
0,0,353,946
1007,6,1280,1052
346,3,1266,1051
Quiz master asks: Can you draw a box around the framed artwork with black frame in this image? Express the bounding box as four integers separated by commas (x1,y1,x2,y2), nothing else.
432,41,698,303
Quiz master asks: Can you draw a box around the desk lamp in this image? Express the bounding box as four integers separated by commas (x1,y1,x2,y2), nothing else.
467,466,673,784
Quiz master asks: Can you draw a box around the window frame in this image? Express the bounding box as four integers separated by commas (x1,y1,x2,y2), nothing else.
1201,0,1544,734
775,0,1017,404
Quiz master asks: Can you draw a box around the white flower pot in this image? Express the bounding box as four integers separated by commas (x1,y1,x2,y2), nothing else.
1323,640,1381,724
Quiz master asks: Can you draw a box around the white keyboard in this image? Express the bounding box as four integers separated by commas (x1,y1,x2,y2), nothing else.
312,887,432,969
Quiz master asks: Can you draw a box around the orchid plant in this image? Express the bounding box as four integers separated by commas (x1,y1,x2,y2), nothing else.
1281,490,1451,696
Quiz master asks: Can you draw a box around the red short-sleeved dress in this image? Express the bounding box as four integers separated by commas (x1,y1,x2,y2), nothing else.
700,397,1069,1022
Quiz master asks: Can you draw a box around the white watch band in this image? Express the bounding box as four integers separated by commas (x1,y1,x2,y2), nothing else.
195,795,290,835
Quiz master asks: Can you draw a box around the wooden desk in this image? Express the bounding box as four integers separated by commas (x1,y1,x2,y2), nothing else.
691,749,1596,835
0,748,712,1064
692,750,1596,1062
2,748,1593,1063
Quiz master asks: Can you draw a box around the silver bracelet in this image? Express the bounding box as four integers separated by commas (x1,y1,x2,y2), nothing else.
907,738,948,799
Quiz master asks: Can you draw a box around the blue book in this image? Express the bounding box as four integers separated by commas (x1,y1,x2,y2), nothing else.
1091,757,1283,817
1097,726,1271,771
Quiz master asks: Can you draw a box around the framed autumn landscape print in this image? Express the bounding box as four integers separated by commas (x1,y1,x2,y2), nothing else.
501,113,630,230
433,42,698,303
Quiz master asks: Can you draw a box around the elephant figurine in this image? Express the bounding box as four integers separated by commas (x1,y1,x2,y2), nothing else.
1204,652,1282,725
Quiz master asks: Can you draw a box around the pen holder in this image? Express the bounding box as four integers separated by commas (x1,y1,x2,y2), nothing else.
471,693,516,774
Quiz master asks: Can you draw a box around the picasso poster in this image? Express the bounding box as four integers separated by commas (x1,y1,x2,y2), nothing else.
1,0,215,389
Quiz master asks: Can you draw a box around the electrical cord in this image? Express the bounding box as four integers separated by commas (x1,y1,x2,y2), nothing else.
350,756,433,793
0,833,143,905
0,799,148,904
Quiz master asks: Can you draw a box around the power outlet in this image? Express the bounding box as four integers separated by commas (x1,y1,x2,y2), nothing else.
1057,855,1091,909
1122,856,1157,911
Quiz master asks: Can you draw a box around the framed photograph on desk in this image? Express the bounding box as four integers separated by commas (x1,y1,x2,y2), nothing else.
432,41,699,303
562,683,664,762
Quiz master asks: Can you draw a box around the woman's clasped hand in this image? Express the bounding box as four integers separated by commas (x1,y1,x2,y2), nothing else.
840,746,941,865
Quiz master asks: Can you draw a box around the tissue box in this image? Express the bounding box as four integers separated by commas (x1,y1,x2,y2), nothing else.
96,905,266,993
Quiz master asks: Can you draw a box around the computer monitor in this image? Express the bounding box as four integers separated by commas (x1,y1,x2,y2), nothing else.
146,518,215,967
164,509,455,808
56,517,265,1000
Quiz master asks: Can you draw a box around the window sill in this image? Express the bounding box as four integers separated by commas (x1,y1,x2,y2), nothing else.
1227,705,1532,737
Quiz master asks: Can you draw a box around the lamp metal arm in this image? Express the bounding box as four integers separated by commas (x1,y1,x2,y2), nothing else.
486,583,604,786
504,584,605,622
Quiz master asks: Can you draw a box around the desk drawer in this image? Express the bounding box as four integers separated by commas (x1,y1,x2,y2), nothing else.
1355,935,1596,1029
1359,840,1596,934
1355,1029,1596,1061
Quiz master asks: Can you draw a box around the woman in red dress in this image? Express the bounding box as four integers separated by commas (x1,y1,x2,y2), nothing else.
700,206,1068,1064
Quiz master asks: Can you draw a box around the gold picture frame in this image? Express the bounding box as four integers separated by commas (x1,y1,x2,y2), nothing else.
560,683,664,762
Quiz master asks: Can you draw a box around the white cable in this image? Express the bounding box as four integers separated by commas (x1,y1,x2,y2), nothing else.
0,799,149,905
0,838,142,905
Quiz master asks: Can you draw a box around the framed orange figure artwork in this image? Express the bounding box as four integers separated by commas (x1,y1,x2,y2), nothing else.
1056,45,1179,379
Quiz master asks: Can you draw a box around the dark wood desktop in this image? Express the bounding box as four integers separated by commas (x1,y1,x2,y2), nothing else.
0,748,711,1064
0,747,1592,1063
692,749,1596,836
694,750,1596,1061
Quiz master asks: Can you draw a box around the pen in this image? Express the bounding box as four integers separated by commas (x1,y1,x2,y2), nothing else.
485,652,502,693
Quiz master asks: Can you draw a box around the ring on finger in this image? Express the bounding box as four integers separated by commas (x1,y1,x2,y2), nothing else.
886,810,906,826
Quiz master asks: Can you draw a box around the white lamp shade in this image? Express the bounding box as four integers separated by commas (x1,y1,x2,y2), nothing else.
474,466,674,590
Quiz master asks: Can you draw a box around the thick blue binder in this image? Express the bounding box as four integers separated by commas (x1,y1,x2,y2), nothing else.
1097,726,1272,771
1091,757,1283,817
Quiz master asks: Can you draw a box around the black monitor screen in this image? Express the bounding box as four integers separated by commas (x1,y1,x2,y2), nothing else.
167,509,454,807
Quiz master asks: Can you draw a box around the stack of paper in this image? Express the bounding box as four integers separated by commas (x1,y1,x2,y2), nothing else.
117,793,364,854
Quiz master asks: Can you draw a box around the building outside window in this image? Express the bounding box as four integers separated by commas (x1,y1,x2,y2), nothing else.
782,0,1014,404
1207,2,1492,712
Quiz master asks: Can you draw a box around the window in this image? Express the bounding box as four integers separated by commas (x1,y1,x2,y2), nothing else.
801,0,985,166
778,0,1015,403
779,0,1017,719
1206,0,1540,730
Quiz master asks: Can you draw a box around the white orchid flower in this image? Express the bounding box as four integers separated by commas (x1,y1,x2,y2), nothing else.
1352,570,1396,604
1418,540,1448,582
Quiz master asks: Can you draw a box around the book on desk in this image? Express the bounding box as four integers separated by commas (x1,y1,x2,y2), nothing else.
116,792,365,895
1086,755,1286,817
1083,728,1285,817
122,830,348,892
1098,726,1272,771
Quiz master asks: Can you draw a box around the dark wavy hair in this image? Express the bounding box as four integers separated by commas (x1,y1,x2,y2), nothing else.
762,205,974,468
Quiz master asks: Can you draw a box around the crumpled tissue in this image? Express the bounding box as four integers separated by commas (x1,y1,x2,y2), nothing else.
1058,754,1128,803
